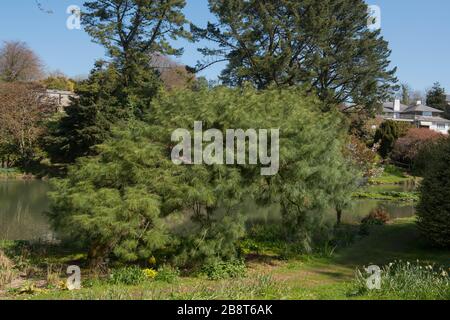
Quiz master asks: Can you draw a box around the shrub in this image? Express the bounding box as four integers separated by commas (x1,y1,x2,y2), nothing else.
360,208,390,235
109,266,147,285
351,260,450,300
391,128,443,171
49,87,356,267
345,135,380,178
417,138,450,247
374,120,401,158
413,137,445,177
143,268,158,280
362,208,390,225
201,260,247,280
239,225,287,256
155,265,180,283
0,250,15,289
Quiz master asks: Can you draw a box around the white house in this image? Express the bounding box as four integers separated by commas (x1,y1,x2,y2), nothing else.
381,99,450,135
45,89,75,112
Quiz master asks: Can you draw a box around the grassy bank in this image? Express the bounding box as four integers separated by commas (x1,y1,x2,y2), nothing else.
368,165,419,185
0,168,34,180
1,217,448,300
353,190,419,202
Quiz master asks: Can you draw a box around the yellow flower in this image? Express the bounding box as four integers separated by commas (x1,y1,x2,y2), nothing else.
143,268,158,279
148,256,157,266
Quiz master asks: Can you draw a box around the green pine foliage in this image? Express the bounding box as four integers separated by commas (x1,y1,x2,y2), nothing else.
374,120,400,158
46,0,191,164
49,87,357,267
416,138,450,248
48,123,181,267
45,61,161,163
426,82,447,111
83,0,190,86
426,82,449,119
193,0,397,113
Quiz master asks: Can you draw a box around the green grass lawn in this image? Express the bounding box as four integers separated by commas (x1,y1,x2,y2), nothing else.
0,168,24,179
352,190,419,202
368,165,419,185
1,217,449,300
334,218,449,267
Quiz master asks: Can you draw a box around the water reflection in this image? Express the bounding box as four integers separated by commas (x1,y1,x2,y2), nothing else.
244,183,417,226
0,180,417,241
0,180,53,241
341,199,415,224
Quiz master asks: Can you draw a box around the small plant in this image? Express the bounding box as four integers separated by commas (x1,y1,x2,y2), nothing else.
362,208,390,225
148,256,157,266
109,266,147,285
0,250,15,289
143,268,158,280
155,265,179,283
360,208,390,235
201,260,246,280
46,264,63,288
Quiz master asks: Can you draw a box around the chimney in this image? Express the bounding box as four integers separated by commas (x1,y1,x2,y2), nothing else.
416,100,422,106
394,99,401,112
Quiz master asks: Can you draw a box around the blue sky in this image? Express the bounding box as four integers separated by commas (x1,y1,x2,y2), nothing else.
0,0,449,93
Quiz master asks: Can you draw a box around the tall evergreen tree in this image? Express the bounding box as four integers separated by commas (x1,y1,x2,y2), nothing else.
400,83,411,106
83,0,190,86
45,61,125,163
49,87,357,267
47,1,191,163
417,138,450,248
374,120,399,158
192,0,397,113
426,82,448,118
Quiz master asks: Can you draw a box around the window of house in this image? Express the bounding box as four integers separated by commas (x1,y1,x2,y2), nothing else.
423,112,432,117
437,123,446,130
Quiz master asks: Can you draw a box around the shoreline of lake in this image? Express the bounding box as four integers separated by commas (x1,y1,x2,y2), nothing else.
0,179,418,242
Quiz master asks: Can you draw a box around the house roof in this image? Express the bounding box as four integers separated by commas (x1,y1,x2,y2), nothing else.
46,89,74,95
403,104,443,113
415,115,450,124
382,102,410,113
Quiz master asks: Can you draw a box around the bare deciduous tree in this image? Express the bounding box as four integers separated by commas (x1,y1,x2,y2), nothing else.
0,83,55,168
0,41,44,82
150,54,195,90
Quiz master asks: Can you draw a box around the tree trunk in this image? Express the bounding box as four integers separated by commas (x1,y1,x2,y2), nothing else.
88,241,111,271
336,208,343,225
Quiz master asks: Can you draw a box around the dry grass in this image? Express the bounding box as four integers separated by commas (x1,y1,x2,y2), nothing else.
0,250,15,289
46,264,63,288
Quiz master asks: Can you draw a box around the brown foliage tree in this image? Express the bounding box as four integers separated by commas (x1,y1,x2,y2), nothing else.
345,135,380,178
0,41,44,82
0,83,55,168
391,128,443,170
150,54,195,90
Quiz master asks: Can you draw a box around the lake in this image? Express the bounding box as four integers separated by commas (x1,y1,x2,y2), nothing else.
0,180,416,241
0,180,53,241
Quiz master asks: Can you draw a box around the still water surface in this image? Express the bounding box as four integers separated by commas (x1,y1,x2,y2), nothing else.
0,181,416,241
0,180,53,241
